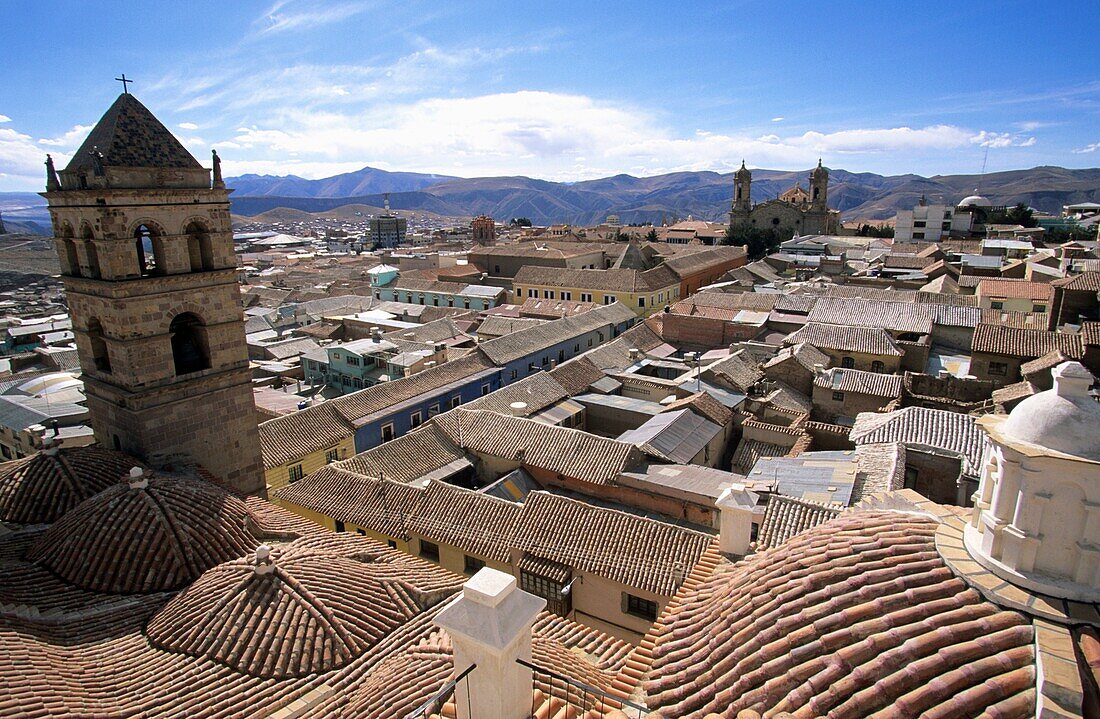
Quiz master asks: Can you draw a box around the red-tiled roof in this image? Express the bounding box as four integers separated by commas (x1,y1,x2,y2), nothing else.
644,511,1036,718
0,447,145,524
27,474,260,593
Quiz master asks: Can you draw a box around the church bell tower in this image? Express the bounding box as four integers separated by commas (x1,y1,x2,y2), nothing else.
810,159,828,210
41,92,265,495
729,160,752,225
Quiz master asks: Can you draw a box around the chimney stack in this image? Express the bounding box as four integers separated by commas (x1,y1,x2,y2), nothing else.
715,483,758,556
509,401,528,417
435,568,545,719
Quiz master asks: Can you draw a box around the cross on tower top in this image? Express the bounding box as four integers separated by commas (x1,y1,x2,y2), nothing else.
115,74,134,93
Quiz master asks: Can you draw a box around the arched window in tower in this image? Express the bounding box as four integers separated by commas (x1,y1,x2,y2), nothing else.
184,221,215,272
87,318,111,373
79,223,101,279
169,313,211,375
134,224,166,277
62,239,81,278
812,186,820,201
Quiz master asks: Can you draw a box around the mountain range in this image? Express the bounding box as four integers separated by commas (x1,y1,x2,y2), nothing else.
4,165,1100,234
223,165,1100,226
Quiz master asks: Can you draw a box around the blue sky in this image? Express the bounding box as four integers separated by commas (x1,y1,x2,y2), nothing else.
2,0,1099,191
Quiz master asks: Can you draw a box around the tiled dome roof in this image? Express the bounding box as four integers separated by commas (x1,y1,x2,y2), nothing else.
644,511,1036,718
0,446,144,524
146,545,432,679
27,473,260,593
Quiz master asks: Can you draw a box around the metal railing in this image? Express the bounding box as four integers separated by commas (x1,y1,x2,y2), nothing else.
404,663,477,719
518,658,649,719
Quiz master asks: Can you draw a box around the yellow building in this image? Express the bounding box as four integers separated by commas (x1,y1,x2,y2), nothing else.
512,264,681,317
259,401,356,492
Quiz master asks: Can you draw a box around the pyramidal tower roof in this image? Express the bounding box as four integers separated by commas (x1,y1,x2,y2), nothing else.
64,93,202,173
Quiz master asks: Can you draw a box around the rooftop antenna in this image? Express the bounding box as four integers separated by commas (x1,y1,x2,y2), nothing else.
977,145,989,195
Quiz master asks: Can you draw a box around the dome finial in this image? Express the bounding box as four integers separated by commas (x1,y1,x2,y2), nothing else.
254,544,275,575
127,466,148,490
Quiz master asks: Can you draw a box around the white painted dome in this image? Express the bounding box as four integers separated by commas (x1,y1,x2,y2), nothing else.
1000,362,1100,460
958,194,992,208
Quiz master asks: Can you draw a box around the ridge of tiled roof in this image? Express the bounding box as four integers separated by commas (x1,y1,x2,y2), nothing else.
0,447,145,524
971,324,1084,359
338,422,467,483
813,367,903,398
259,400,356,470
644,510,1037,718
405,480,522,563
275,466,421,539
477,302,635,366
977,278,1055,300
27,474,261,594
1052,271,1100,291
755,493,843,550
763,342,831,373
331,352,496,426
64,93,202,172
850,407,984,476
433,409,644,485
146,544,459,679
515,491,715,596
784,322,903,356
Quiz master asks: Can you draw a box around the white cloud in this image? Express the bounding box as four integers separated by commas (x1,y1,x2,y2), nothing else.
178,122,199,130
38,124,94,148
0,124,72,191
771,117,784,122
1073,142,1100,154
214,91,1022,181
255,0,373,34
0,115,10,123
970,130,1037,149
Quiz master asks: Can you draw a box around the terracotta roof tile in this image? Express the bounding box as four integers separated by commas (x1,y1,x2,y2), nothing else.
756,494,842,550
977,278,1055,301
515,491,715,596
785,323,903,357
0,447,145,524
434,409,644,485
971,324,1084,360
850,407,984,477
643,511,1036,719
27,474,261,593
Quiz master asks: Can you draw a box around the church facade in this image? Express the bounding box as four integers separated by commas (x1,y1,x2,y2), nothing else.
729,160,840,235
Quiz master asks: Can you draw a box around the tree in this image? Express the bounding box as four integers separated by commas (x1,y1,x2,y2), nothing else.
510,217,532,227
645,228,659,242
990,203,1037,228
856,223,895,238
722,223,793,260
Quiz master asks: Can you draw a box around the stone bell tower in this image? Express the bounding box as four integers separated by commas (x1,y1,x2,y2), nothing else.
809,159,828,210
729,160,752,225
41,92,264,495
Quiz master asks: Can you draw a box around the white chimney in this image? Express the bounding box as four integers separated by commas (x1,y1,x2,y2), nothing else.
509,401,528,417
435,568,545,719
715,483,759,556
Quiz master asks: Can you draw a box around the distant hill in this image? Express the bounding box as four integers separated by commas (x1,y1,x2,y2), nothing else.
5,165,1099,234
224,165,1100,225
227,166,458,197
